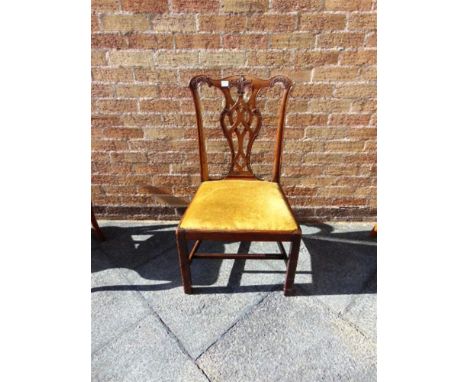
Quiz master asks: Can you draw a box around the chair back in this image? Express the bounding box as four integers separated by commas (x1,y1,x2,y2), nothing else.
189,74,292,182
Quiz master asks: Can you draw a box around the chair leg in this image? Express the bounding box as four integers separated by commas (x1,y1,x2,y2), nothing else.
91,206,106,241
284,236,301,296
176,229,192,294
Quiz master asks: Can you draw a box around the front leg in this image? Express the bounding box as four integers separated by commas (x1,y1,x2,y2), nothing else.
176,229,192,294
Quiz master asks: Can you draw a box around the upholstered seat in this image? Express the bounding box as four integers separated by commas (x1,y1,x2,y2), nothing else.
180,179,298,232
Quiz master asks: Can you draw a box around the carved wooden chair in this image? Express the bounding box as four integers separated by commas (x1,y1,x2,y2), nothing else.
176,74,302,296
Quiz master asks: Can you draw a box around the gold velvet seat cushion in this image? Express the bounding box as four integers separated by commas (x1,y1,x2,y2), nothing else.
179,179,299,232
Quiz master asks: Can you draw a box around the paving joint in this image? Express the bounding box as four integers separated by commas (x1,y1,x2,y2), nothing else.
114,261,213,380
195,290,275,362
91,312,152,357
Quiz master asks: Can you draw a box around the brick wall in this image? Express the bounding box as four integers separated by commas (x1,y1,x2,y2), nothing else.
91,0,377,221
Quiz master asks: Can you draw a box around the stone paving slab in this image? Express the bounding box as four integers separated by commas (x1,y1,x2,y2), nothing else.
91,249,152,353
92,315,208,382
197,292,376,382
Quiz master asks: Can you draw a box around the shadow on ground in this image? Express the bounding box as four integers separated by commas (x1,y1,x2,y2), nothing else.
92,223,376,296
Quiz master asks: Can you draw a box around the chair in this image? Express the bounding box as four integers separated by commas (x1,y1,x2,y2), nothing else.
176,74,302,296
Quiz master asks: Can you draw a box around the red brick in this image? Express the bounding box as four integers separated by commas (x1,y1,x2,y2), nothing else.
199,15,247,32
199,51,244,66
348,13,377,30
92,0,119,11
92,84,114,98
288,114,328,126
300,14,346,31
175,34,221,49
317,33,366,49
115,85,160,98
223,34,268,49
272,0,322,12
284,100,309,113
92,151,111,163
296,51,339,67
292,84,334,97
92,67,134,83
325,0,373,11
94,99,138,114
247,51,294,66
121,0,168,13
134,68,178,83
101,15,151,32
329,114,372,126
92,139,128,151
109,50,153,66
127,33,173,49
92,116,123,128
173,0,219,12
111,152,147,163
221,0,268,13
313,66,360,81
159,86,191,98
140,99,180,112
94,162,134,174
102,128,144,139
310,99,352,113
351,99,377,113
271,33,315,49
323,141,366,152
154,15,197,32
121,114,164,127
247,15,297,32
335,84,376,98
92,33,128,49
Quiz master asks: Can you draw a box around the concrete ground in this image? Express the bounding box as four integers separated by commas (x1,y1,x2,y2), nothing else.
92,221,377,382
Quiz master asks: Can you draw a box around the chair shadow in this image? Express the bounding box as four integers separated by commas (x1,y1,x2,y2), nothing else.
92,223,376,296
92,223,224,293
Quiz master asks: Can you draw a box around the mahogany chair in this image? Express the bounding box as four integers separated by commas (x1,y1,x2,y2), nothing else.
176,74,302,296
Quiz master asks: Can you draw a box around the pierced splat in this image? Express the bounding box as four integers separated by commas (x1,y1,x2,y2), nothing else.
219,78,262,178
189,74,292,181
